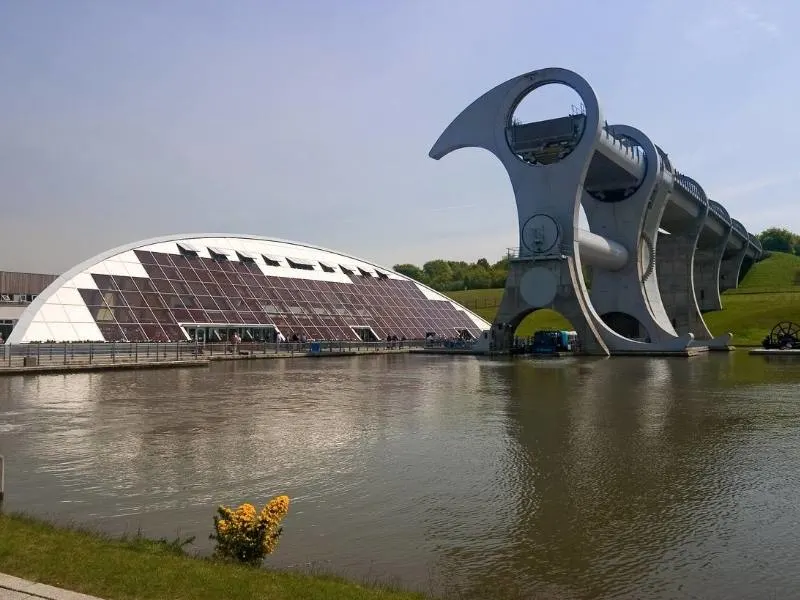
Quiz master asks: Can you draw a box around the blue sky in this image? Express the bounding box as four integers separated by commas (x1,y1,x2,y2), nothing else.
1,0,797,273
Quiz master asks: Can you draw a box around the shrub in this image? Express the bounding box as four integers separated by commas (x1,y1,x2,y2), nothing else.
210,496,290,565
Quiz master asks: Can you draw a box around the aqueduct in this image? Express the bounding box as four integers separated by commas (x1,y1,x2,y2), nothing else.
430,67,762,356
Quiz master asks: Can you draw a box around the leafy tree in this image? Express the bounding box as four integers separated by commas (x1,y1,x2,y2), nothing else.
393,263,427,284
758,228,796,253
490,257,509,288
422,260,454,290
463,265,493,289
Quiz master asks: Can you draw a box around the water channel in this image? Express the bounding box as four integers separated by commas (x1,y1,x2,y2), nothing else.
1,353,800,599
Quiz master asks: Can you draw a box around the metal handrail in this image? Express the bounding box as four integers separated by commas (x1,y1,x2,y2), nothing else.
655,145,673,172
731,219,748,239
708,199,731,225
673,171,708,207
0,339,436,369
748,233,762,252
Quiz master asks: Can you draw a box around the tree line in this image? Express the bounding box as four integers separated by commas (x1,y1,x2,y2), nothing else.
394,228,798,293
392,258,510,292
758,227,800,255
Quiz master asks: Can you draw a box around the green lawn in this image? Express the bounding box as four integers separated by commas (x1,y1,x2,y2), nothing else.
705,292,800,345
0,513,425,600
730,251,800,293
447,252,800,345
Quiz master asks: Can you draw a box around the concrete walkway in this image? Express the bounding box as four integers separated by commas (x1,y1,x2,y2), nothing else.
0,573,103,600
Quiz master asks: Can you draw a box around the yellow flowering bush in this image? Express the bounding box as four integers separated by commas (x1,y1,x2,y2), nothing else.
211,495,290,565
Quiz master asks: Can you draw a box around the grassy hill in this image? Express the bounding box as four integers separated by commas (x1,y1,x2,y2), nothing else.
726,250,800,293
447,252,800,346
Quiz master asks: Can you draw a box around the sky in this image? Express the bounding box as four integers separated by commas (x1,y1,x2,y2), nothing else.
1,0,798,274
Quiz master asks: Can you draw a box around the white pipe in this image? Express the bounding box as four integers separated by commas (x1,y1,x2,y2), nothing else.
577,228,629,271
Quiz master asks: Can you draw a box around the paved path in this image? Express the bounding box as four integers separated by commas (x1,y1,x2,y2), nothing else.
0,573,103,600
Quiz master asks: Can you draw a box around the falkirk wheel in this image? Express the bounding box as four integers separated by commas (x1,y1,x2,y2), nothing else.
429,67,762,356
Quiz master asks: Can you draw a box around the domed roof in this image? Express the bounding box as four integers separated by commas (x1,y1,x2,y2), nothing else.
9,233,489,343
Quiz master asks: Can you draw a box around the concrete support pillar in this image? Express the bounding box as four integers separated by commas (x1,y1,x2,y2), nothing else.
693,228,730,312
582,124,692,353
719,244,748,292
656,222,713,339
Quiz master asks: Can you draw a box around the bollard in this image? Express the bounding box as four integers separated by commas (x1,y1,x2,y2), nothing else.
0,454,5,503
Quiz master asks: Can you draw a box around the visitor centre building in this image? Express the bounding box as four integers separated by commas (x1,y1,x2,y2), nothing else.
6,234,489,344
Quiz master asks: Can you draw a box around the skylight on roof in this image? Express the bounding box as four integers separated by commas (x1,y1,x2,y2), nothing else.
287,257,315,271
177,241,200,256
236,250,257,263
177,241,200,252
208,247,229,261
357,266,376,277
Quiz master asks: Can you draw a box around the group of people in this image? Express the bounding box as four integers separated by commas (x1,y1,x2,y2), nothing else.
385,333,406,348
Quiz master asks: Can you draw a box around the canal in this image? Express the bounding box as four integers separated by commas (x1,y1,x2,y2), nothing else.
1,353,799,599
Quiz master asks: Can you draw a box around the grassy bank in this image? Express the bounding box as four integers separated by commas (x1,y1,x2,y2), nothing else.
447,252,800,345
0,513,424,600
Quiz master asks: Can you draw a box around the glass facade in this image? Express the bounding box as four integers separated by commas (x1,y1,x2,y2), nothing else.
73,249,482,343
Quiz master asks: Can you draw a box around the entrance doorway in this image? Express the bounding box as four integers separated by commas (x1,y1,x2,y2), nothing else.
183,325,277,343
351,326,379,342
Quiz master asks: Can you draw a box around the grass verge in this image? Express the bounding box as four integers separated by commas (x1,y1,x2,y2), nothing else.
0,512,425,600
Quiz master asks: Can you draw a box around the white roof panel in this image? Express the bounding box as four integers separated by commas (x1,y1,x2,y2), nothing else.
176,241,200,253
287,256,316,267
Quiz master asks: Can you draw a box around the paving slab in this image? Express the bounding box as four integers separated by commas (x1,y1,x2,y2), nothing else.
0,573,104,600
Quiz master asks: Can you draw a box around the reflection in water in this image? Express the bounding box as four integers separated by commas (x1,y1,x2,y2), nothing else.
1,354,800,599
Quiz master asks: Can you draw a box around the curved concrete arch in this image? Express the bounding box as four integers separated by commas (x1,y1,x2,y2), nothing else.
8,233,489,344
720,221,750,293
430,67,614,355
599,311,653,341
582,123,692,351
693,198,733,315
656,171,734,347
430,67,606,244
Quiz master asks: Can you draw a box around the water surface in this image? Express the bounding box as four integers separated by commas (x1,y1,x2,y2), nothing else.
1,353,799,599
